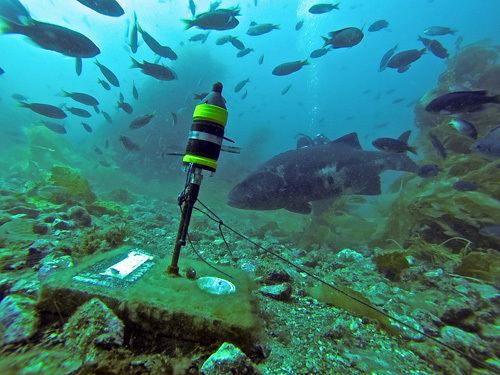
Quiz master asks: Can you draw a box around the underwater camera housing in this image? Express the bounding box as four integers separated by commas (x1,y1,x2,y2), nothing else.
182,90,228,172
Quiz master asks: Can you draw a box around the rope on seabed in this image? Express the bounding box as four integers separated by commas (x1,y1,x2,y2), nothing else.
191,198,498,373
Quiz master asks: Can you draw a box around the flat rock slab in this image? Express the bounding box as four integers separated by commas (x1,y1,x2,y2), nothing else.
38,247,259,346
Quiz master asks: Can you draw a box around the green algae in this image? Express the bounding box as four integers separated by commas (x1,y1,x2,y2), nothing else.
374,251,411,281
47,165,96,204
455,251,500,286
86,200,124,216
309,283,401,336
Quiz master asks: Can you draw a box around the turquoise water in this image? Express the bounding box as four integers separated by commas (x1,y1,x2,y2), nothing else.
0,1,499,374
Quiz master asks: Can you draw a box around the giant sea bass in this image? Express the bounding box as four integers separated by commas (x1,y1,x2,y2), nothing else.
0,0,100,58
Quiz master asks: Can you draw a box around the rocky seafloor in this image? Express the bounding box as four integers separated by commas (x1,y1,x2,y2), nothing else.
0,164,498,375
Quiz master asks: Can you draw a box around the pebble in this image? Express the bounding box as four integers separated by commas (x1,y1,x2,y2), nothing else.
200,342,261,375
0,294,39,345
258,283,292,301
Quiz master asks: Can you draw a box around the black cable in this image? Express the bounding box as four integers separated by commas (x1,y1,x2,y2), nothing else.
194,201,233,256
187,233,233,279
194,200,497,373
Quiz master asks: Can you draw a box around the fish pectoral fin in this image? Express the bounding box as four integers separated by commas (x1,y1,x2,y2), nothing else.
344,167,382,195
284,201,312,214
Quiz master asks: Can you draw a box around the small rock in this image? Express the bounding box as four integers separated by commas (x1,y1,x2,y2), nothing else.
263,269,292,284
68,206,92,227
334,248,365,264
26,239,53,267
53,219,72,230
38,254,74,281
440,325,490,359
394,315,425,342
200,342,261,375
32,221,49,235
0,294,39,345
11,274,40,298
64,298,124,362
258,282,292,301
41,214,56,223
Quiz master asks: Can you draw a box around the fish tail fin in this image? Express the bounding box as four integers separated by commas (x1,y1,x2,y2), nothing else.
94,59,100,67
321,36,330,47
333,3,340,9
181,19,193,30
60,90,70,97
302,59,310,66
492,94,500,104
0,16,20,34
130,57,140,69
274,24,280,30
17,100,28,108
408,146,418,155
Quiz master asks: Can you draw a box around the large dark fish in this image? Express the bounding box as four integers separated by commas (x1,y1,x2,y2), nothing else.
372,130,417,154
171,112,178,125
423,26,456,36
449,118,477,139
234,78,250,93
117,93,133,114
119,136,140,151
75,0,124,17
130,113,155,129
387,49,425,73
378,44,398,72
0,1,100,58
189,32,210,43
102,111,112,123
310,47,329,58
61,90,99,106
183,7,240,31
130,12,138,53
368,20,388,32
281,84,292,95
228,132,418,214
322,27,364,49
429,133,447,159
95,60,119,87
130,57,177,81
272,60,308,76
188,0,196,17
97,78,111,90
39,120,66,134
236,48,253,58
81,122,93,133
470,125,500,160
137,24,178,60
229,36,244,50
247,22,279,36
309,3,339,14
193,92,208,101
418,36,448,59
18,101,66,119
66,106,92,118
216,35,232,45
132,82,139,100
0,66,4,75
426,91,500,114
75,58,82,76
